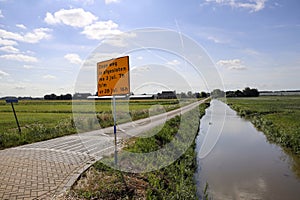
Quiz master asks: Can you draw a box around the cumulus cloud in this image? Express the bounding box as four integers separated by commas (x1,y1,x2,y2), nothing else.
0,38,17,46
0,45,19,53
217,59,247,70
205,0,267,12
81,20,122,40
64,53,82,65
0,54,38,62
43,74,56,79
16,24,26,29
44,8,98,27
0,70,9,77
0,28,51,43
105,0,120,4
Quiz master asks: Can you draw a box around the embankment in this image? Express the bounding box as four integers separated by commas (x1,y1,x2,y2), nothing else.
66,102,209,199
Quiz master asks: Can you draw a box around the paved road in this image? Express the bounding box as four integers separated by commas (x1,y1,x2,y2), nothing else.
0,99,206,199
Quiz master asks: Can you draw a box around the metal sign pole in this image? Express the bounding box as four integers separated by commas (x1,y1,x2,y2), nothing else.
11,102,21,134
113,95,118,167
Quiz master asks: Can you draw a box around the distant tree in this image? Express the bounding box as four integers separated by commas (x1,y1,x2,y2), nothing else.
200,91,208,98
226,91,236,97
195,92,200,98
44,93,72,100
250,88,259,97
179,92,187,98
235,90,244,97
243,87,259,97
211,89,225,98
44,93,57,100
187,91,193,98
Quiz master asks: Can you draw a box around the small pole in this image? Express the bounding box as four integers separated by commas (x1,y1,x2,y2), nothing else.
113,95,118,167
11,102,21,134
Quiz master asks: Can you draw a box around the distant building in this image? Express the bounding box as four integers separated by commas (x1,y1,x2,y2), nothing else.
73,93,92,99
130,94,157,100
157,91,177,99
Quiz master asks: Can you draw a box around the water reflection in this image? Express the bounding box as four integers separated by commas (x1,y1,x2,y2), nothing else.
195,100,300,200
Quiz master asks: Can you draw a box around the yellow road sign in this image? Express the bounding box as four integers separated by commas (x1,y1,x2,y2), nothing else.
97,56,130,96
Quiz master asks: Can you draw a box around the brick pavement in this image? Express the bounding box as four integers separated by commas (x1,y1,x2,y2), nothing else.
0,133,115,200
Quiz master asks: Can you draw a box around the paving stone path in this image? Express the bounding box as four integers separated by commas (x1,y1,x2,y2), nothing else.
0,100,204,199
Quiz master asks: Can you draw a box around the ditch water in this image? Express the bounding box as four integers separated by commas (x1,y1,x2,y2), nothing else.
195,100,300,200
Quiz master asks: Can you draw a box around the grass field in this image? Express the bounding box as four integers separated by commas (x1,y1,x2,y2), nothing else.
226,96,300,155
0,99,193,149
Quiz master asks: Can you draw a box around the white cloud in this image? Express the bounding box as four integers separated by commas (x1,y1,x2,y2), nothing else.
0,54,38,62
101,32,136,47
16,24,26,29
166,59,181,66
81,20,122,40
0,70,9,77
44,8,98,28
105,0,120,4
228,65,247,70
23,65,34,69
0,45,19,53
205,0,267,12
0,28,51,43
0,38,17,46
0,10,3,18
217,59,247,70
43,74,56,79
207,36,229,44
64,53,82,65
23,28,52,43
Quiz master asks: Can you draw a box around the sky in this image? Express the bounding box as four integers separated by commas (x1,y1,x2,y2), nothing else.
0,0,299,97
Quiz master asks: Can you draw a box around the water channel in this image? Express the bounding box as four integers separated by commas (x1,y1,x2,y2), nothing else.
195,100,300,200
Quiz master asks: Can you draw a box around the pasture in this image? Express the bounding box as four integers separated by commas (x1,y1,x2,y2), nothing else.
0,99,186,149
226,96,300,155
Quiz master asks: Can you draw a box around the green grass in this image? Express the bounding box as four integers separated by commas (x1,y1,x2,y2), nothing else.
0,99,196,149
226,96,300,155
67,103,209,199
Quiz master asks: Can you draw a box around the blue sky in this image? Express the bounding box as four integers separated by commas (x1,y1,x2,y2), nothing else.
0,0,299,97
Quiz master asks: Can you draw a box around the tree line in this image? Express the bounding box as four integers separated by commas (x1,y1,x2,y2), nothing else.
43,87,258,100
211,87,259,98
44,93,72,100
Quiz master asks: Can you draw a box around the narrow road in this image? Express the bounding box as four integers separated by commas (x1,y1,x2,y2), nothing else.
0,99,207,199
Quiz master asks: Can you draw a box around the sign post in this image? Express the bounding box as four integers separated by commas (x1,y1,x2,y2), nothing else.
97,56,130,167
113,95,117,166
6,97,21,134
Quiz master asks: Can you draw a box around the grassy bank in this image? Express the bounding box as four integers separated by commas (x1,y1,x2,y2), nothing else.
0,99,189,149
226,96,300,155
66,103,209,199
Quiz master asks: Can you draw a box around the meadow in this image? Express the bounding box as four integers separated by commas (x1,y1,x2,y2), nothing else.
226,96,300,155
0,99,189,149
